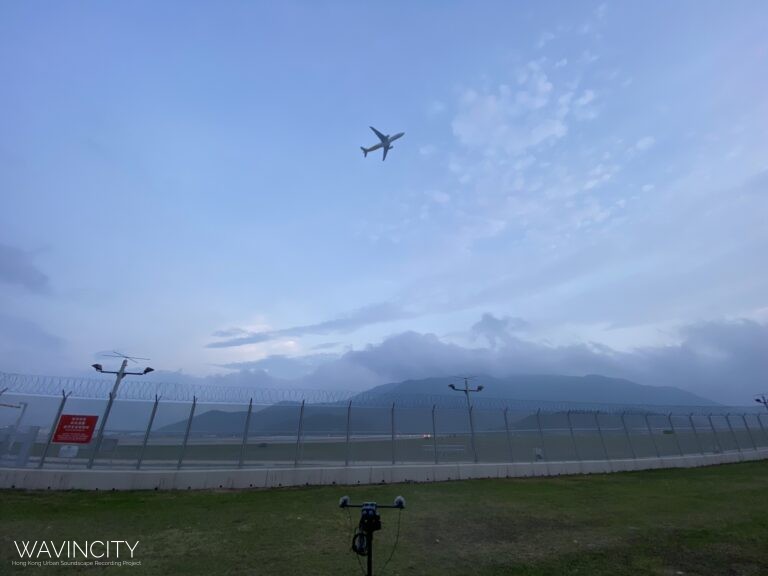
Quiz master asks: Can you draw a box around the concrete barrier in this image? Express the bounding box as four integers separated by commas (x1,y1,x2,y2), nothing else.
1,448,766,491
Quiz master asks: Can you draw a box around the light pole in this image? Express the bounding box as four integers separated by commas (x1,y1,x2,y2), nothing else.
448,377,484,463
88,358,154,469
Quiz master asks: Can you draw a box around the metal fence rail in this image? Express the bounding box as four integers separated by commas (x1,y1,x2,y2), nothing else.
1,385,766,472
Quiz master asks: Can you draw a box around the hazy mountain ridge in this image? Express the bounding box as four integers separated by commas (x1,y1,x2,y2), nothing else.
356,374,719,406
155,373,718,436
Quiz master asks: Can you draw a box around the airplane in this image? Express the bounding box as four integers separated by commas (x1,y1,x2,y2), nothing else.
361,126,405,161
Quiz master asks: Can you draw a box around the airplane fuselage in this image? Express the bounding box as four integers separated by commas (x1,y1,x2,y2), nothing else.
362,127,405,160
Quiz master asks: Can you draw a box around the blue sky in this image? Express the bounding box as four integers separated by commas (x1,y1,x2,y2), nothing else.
1,2,767,402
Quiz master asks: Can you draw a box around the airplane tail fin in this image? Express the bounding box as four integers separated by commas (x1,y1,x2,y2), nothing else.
360,146,368,158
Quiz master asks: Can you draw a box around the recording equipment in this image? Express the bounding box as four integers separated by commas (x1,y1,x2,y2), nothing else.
339,496,406,576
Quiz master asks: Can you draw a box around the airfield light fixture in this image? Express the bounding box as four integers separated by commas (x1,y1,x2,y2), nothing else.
88,353,154,469
755,394,768,412
448,377,484,463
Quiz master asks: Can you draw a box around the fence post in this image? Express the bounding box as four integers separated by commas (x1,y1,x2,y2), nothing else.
667,413,684,457
741,413,757,451
707,414,723,453
177,396,197,470
567,410,580,461
469,405,479,463
689,413,704,455
238,398,253,469
137,394,160,470
38,390,70,469
756,413,768,446
645,414,660,458
431,404,438,465
503,407,513,463
4,401,28,459
345,400,352,466
390,402,396,465
294,400,305,467
620,412,636,459
725,413,742,455
595,411,609,460
535,409,546,462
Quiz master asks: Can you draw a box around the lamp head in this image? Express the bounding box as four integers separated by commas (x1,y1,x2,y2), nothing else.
477,385,484,392
91,363,103,372
448,384,456,390
143,367,154,375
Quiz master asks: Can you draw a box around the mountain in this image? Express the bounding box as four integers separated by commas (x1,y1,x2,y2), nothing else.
155,373,718,437
353,374,718,406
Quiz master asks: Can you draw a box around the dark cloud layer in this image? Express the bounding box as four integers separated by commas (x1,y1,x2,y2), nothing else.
0,244,49,293
0,313,65,373
471,313,528,347
327,319,766,405
199,316,768,406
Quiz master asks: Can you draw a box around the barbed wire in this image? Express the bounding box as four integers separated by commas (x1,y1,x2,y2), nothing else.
0,372,355,404
1,371,755,415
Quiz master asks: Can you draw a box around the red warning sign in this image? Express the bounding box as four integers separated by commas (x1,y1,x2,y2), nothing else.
53,415,98,444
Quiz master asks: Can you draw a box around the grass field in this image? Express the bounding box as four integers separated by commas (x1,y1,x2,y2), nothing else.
2,460,767,575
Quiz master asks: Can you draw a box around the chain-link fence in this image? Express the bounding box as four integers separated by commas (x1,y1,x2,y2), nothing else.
1,373,767,471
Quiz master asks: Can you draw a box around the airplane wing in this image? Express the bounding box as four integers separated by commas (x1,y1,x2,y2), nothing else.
370,126,387,143
382,146,389,161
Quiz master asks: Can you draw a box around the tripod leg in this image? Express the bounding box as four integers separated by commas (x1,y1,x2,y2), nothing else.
367,530,373,576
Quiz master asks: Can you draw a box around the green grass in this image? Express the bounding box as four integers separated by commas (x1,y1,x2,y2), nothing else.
2,461,767,575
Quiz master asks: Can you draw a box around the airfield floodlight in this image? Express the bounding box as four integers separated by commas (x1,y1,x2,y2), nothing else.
755,394,768,412
88,352,155,469
448,376,484,463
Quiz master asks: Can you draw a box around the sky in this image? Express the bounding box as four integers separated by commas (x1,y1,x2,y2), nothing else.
1,2,767,405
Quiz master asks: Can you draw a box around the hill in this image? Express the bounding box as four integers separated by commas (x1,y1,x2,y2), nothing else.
155,374,718,437
354,374,717,406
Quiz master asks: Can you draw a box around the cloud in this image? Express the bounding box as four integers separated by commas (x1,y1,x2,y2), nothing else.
211,327,251,338
427,190,450,204
634,136,655,152
294,317,768,404
0,243,50,293
575,90,595,107
471,313,528,348
311,342,341,351
582,163,619,190
218,353,340,380
428,100,446,115
451,60,574,158
207,301,413,348
537,31,556,49
0,313,66,373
